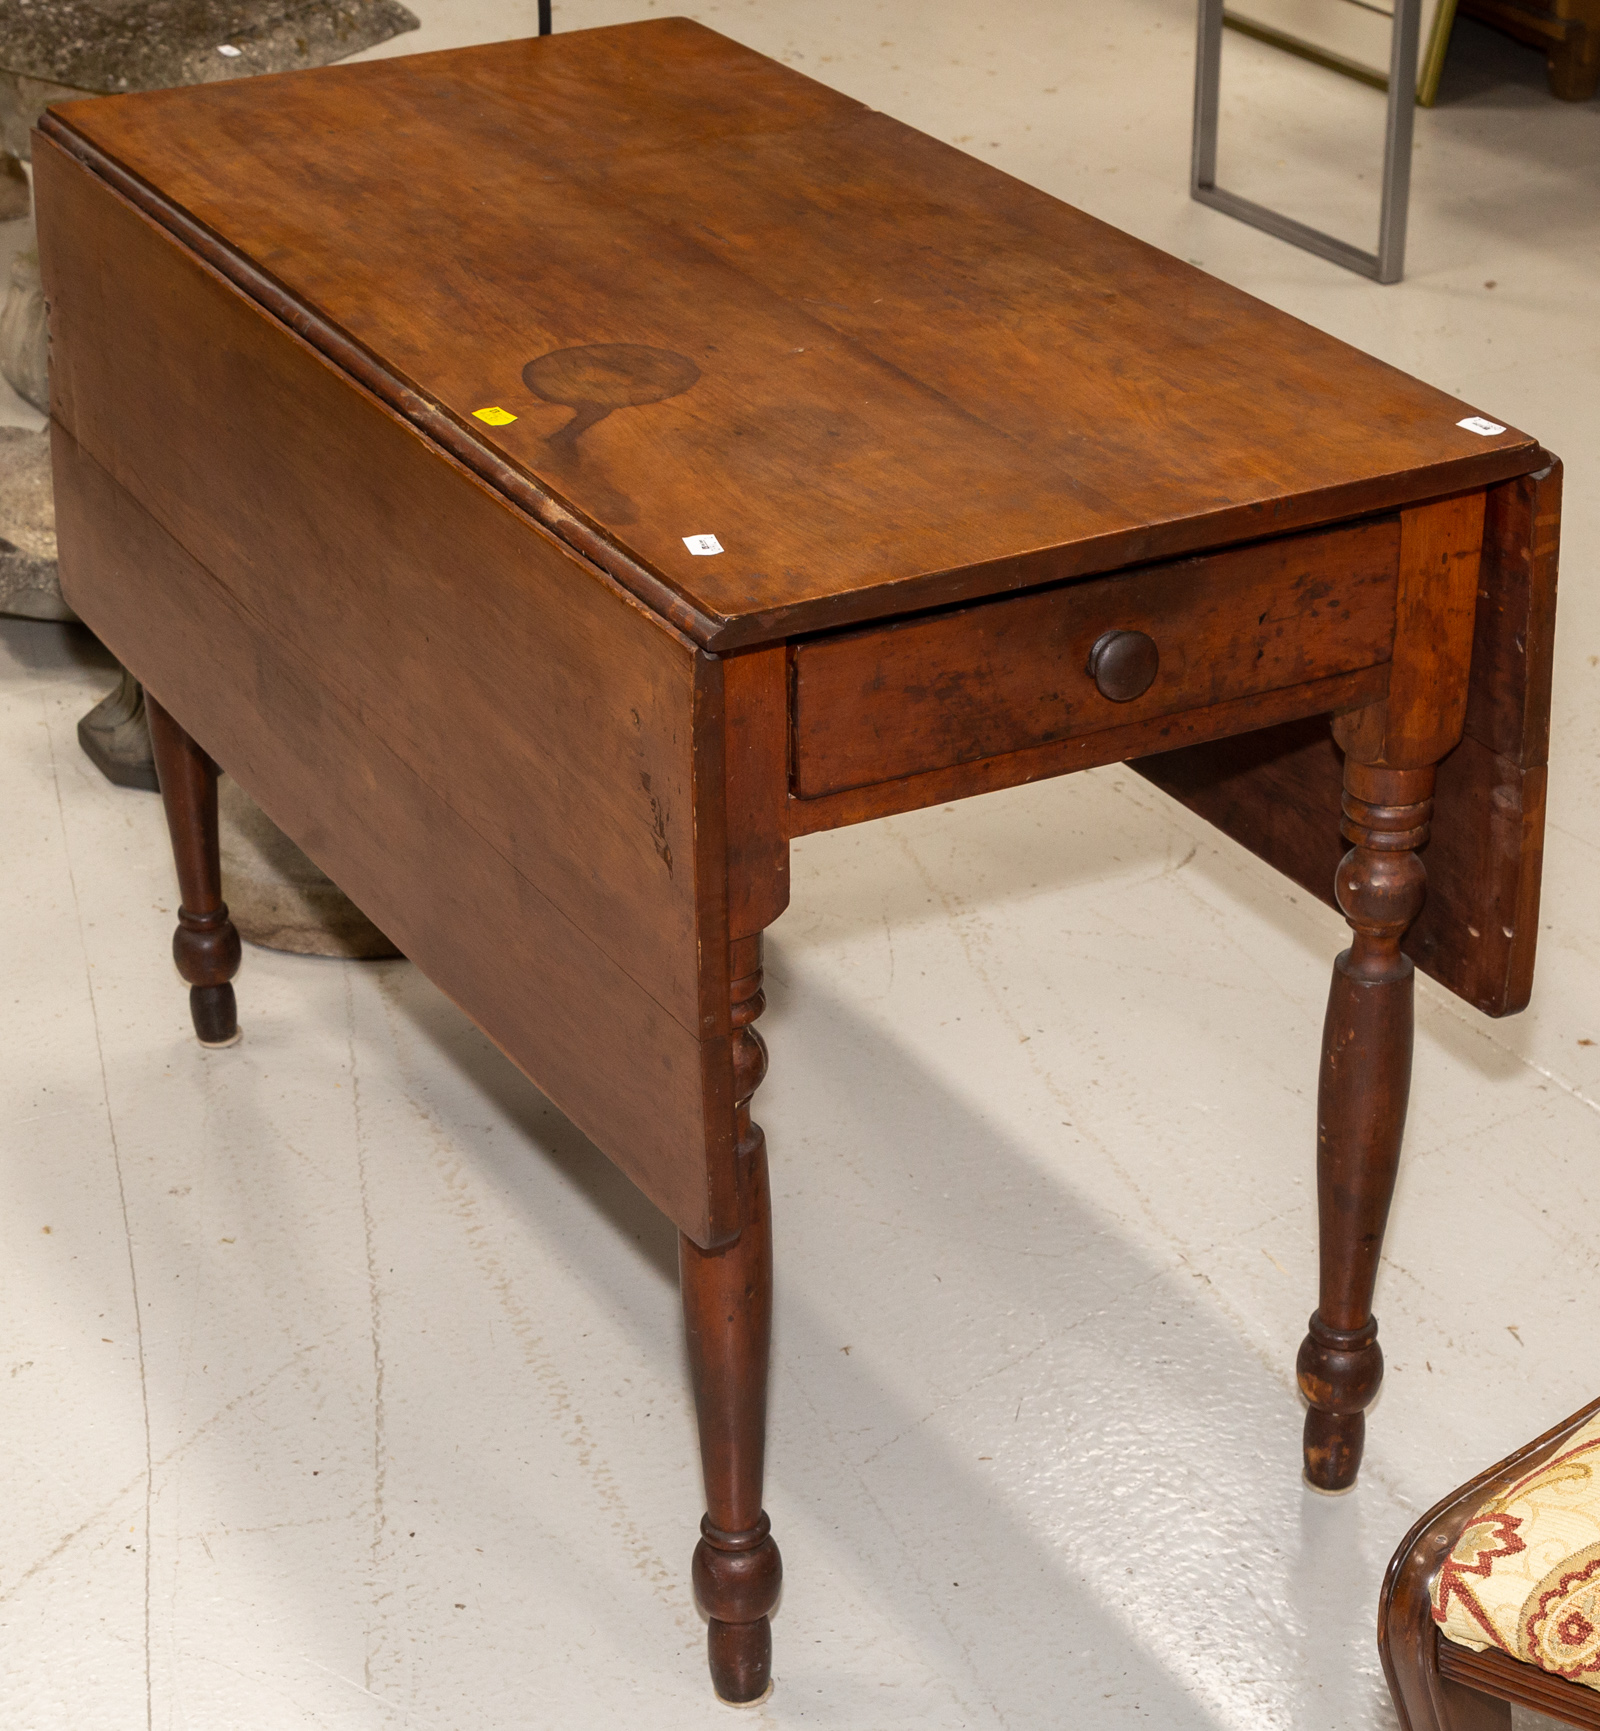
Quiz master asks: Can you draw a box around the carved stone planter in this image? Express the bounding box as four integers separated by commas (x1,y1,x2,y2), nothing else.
218,775,401,960
0,0,421,624
0,421,60,618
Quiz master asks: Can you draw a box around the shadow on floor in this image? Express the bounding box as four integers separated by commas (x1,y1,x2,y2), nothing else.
376,941,1407,1729
0,615,116,677
1435,13,1582,107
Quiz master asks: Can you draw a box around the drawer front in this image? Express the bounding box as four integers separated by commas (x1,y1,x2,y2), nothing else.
791,519,1400,798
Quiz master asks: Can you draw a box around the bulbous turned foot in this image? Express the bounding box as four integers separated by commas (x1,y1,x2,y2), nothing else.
1298,1313,1382,1490
173,903,243,1046
146,694,245,1050
693,1514,782,1704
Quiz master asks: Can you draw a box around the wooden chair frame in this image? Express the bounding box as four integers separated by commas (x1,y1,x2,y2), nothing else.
1381,1395,1600,1730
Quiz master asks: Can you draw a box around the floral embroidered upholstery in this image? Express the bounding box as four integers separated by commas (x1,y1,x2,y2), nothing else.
1434,1412,1600,1690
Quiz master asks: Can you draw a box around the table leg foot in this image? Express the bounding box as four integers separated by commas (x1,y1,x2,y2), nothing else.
190,980,240,1047
1299,1315,1380,1490
146,693,243,1046
1300,758,1432,1490
682,935,781,1703
697,1519,779,1702
1302,1409,1363,1493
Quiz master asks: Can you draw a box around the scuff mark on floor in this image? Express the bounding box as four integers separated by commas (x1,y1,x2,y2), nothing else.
42,692,157,1731
1,1334,332,1603
371,973,695,1627
346,969,391,1695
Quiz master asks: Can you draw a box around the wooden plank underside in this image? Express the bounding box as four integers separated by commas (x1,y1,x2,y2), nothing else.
1131,463,1561,1018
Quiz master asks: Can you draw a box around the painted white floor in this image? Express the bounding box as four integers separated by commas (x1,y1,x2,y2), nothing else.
2,3,1597,1726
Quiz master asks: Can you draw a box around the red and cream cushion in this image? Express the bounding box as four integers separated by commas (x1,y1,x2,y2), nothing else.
1434,1412,1600,1690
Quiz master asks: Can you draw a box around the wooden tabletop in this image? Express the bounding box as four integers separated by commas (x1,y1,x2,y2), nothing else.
50,16,1541,646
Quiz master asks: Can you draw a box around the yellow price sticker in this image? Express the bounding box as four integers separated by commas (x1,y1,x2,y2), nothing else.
472,406,517,426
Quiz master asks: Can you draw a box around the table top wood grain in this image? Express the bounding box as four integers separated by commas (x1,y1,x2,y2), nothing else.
49,16,1540,647
37,18,1566,1702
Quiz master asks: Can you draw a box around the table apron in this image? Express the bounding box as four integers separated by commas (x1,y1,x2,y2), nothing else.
787,517,1402,833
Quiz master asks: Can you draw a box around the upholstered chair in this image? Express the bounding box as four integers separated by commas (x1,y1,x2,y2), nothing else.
1382,1396,1600,1729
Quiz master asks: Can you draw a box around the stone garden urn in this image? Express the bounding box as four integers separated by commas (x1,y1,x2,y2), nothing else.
1,0,417,957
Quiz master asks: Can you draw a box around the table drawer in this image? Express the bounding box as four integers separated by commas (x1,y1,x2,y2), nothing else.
791,519,1400,798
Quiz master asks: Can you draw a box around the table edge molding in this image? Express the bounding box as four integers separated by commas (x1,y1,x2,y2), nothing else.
37,110,735,649
34,113,1551,656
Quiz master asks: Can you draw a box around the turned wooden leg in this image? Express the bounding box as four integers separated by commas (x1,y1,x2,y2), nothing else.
680,934,781,1704
145,694,242,1047
1299,759,1434,1491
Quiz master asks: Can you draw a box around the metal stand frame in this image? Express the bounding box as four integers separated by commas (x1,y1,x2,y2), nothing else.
1191,0,1421,284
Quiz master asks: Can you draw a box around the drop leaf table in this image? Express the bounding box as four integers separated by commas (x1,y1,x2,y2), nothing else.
35,18,1559,1704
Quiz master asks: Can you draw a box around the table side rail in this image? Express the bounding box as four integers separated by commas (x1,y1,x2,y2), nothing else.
786,664,1388,837
1437,1638,1600,1726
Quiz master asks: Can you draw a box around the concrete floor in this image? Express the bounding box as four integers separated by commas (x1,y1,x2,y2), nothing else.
2,2,1597,1726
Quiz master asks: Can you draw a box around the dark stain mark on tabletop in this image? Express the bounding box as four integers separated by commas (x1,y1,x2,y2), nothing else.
524,344,701,447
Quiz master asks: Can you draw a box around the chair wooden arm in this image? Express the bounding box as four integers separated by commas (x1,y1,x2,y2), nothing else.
1381,1394,1600,1731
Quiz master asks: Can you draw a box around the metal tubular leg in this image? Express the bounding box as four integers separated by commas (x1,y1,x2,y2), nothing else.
538,0,552,34
1375,0,1420,280
1193,0,1224,191
1190,0,1421,283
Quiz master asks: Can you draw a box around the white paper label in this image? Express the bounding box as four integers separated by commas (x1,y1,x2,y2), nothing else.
683,534,724,556
217,43,242,55
1457,415,1506,436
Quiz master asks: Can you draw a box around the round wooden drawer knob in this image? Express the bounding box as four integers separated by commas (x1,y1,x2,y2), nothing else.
1087,629,1159,701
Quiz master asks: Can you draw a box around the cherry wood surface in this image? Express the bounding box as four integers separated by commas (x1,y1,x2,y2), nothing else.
40,18,1540,646
38,129,736,1054
53,423,745,1247
1381,1395,1600,1731
680,933,782,1705
787,664,1392,837
34,17,1563,1704
722,647,791,943
1133,460,1561,1016
1458,0,1600,102
1290,492,1485,1490
792,517,1400,798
